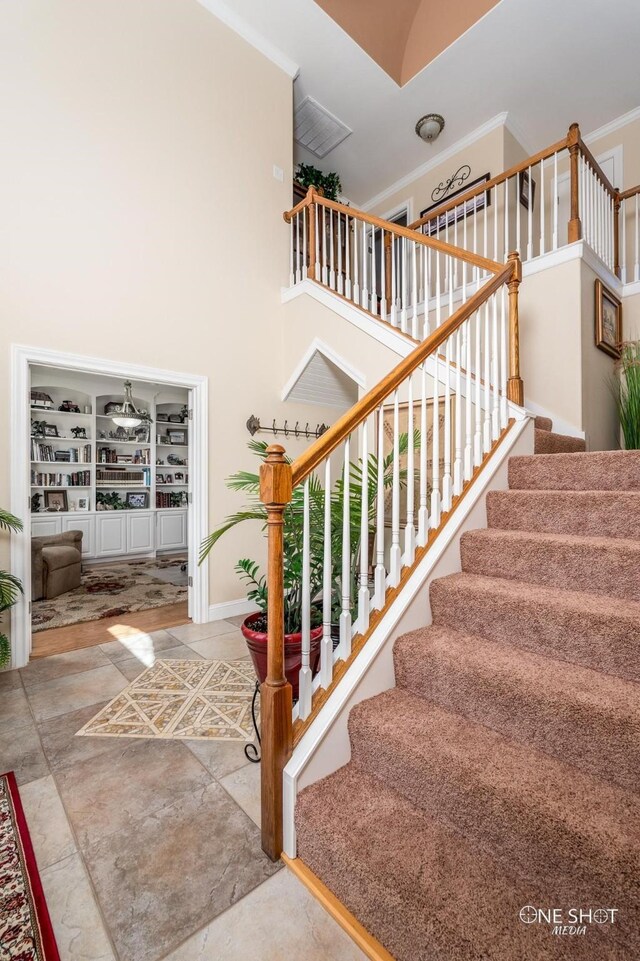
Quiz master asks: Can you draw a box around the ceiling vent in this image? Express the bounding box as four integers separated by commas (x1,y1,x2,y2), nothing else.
294,96,352,159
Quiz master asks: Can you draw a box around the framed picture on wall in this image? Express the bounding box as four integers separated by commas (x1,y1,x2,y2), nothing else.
420,173,491,237
518,170,536,211
595,279,622,358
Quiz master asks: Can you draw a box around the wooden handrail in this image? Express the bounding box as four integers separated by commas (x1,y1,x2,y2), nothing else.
576,137,617,197
291,260,515,489
619,184,640,202
408,136,569,230
284,187,502,276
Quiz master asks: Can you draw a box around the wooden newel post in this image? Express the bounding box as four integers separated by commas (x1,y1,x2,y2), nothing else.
259,444,293,862
567,122,582,243
307,202,316,280
506,252,524,407
384,233,392,311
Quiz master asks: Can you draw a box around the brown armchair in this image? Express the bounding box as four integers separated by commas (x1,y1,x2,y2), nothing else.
31,530,83,601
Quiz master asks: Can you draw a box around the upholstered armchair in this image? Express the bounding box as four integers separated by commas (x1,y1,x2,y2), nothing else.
31,530,83,601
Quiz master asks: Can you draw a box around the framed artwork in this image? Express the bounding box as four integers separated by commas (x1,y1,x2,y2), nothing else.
168,429,187,445
595,279,622,358
76,496,90,511
44,490,68,512
518,170,536,210
126,491,149,509
376,396,456,525
420,173,491,237
44,424,59,437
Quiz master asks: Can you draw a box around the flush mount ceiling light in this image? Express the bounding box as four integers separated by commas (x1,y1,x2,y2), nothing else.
111,381,152,429
415,113,445,143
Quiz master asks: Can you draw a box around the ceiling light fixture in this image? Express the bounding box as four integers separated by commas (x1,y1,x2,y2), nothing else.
415,113,445,144
111,381,151,429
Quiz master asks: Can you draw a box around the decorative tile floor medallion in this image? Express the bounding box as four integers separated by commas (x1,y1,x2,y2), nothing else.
76,659,258,741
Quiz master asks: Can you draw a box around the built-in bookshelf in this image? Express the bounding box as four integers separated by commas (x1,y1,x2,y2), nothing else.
29,382,189,516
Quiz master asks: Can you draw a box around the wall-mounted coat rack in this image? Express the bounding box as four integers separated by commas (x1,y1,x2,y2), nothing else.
246,414,329,440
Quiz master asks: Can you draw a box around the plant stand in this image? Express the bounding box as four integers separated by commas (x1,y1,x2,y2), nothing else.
244,680,261,763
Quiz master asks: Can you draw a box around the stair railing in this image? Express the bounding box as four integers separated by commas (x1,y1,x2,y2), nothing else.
617,183,640,283
284,188,502,340
409,123,630,283
260,253,522,860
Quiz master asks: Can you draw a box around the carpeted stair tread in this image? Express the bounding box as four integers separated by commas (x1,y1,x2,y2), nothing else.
534,429,586,454
394,625,640,793
486,488,640,538
347,687,640,944
509,449,640,491
533,415,553,432
460,528,640,601
295,764,628,961
430,572,640,681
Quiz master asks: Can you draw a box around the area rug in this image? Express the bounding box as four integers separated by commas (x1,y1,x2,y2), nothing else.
31,556,188,633
0,771,61,961
76,658,258,741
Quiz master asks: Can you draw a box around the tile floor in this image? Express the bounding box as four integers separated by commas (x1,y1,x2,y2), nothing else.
1,619,366,961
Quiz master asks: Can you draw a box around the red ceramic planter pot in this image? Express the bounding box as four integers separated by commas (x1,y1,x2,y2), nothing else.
241,612,323,701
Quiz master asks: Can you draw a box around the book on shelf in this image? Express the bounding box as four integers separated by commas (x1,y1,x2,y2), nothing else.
96,466,151,485
31,440,92,463
31,470,91,487
97,446,150,465
156,490,187,508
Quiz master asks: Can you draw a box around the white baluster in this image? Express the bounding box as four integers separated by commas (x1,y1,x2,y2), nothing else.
296,212,301,283
339,437,352,656
516,173,521,255
400,238,408,333
464,317,473,481
289,215,295,287
321,459,333,690
370,226,377,316
491,292,500,440
380,228,386,321
526,164,533,261
352,216,359,302
553,153,559,251
540,158,546,255
422,244,429,339
621,198,626,284
505,178,510,257
361,218,368,309
314,201,320,280
329,209,335,289
374,404,386,608
411,242,418,338
500,285,508,429
302,206,307,280
389,391,402,586
635,195,640,282
442,333,452,513
483,301,491,453
344,214,351,298
298,477,312,719
418,363,429,545
453,206,459,290
321,205,328,285
404,376,416,566
390,234,397,327
430,358,441,529
474,307,483,467
358,422,370,633
453,328,463,496
493,186,499,263
337,211,343,294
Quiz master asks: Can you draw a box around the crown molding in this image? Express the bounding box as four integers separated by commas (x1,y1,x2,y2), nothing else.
196,0,299,79
503,113,536,156
360,111,509,211
584,105,640,145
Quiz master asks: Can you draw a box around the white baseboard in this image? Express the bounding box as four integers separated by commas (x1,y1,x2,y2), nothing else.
207,598,257,622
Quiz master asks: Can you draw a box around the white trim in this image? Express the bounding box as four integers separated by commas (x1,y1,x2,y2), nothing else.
281,337,366,403
10,345,210,669
282,416,534,857
361,112,509,212
522,240,622,293
584,105,640,148
378,199,413,225
623,279,640,299
195,0,299,79
208,598,258,622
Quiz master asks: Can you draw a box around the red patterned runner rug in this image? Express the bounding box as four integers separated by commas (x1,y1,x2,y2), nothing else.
0,771,61,961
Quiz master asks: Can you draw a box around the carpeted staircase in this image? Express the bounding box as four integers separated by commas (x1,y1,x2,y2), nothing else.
295,420,639,960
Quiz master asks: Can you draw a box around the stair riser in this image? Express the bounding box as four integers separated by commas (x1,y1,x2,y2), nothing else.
393,642,640,796
460,533,640,602
534,429,586,454
429,579,640,682
348,707,640,936
486,490,640,539
509,451,640,491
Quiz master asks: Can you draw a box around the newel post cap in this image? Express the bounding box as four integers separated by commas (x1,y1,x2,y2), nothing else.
260,445,292,506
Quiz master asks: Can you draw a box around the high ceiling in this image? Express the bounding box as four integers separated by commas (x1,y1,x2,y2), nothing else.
315,0,501,86
199,0,640,205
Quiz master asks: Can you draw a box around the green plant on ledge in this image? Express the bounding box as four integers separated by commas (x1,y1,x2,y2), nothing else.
295,163,342,202
0,508,23,668
199,436,417,635
613,340,640,449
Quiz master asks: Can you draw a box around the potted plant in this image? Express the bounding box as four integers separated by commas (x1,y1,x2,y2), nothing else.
0,509,24,669
295,163,342,202
200,436,417,697
613,340,640,449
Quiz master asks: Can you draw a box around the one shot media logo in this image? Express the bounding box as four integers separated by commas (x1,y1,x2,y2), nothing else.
519,905,619,936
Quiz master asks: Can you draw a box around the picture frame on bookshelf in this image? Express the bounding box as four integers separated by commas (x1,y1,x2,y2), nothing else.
168,429,186,445
126,491,149,509
75,496,90,511
44,424,59,438
157,434,170,445
156,474,166,484
134,425,150,443
44,490,68,512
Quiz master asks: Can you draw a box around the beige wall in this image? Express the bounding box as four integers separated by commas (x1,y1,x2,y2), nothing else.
0,0,364,615
623,292,640,340
580,261,620,451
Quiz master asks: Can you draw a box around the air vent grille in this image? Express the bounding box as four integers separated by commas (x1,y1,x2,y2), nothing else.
294,96,352,159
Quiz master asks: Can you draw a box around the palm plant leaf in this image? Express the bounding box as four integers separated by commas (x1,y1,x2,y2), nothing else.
0,509,22,533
